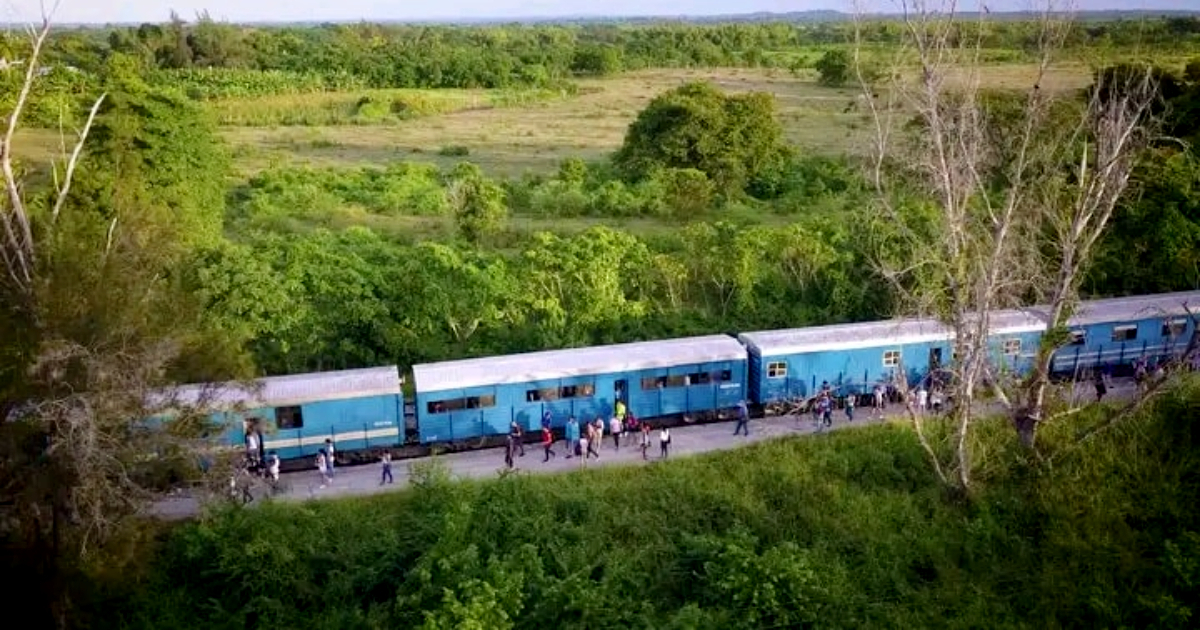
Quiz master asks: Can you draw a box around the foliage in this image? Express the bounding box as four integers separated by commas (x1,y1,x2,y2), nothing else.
1088,149,1200,294
63,54,230,251
613,81,792,195
32,16,1200,98
815,49,851,87
0,25,247,630
86,380,1200,629
447,162,509,245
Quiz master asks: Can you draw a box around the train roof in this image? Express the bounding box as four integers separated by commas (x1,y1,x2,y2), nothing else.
1068,291,1200,327
739,309,1046,357
152,365,403,412
413,335,747,394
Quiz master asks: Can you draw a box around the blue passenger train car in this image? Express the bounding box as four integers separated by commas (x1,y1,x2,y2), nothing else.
1050,291,1200,376
161,366,404,461
738,309,1046,404
411,335,749,444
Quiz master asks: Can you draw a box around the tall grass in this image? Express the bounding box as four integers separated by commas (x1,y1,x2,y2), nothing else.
86,379,1200,629
211,89,566,126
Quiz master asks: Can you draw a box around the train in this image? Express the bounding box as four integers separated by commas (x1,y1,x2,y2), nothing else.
161,290,1200,465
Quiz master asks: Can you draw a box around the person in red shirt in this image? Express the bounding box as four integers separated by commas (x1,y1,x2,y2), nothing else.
541,426,557,462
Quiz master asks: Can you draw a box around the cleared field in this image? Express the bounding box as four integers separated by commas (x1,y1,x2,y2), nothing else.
220,64,1096,177
209,87,567,126
11,64,1098,180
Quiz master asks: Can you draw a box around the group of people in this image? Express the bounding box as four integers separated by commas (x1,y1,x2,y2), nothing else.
504,401,673,469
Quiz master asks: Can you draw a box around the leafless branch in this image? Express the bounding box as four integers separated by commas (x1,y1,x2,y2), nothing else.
50,93,106,223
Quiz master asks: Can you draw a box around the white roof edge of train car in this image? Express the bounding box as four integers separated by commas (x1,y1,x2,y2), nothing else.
150,365,403,413
738,314,1047,357
1067,291,1200,327
413,335,747,394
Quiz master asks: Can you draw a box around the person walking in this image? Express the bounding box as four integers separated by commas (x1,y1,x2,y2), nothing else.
541,426,557,462
380,451,394,485
610,415,623,450
504,435,515,469
565,416,580,458
585,424,601,460
844,393,855,422
267,451,281,483
315,449,331,488
509,421,525,457
324,438,337,477
593,417,605,448
640,423,652,460
659,426,671,458
733,400,750,436
1094,369,1108,402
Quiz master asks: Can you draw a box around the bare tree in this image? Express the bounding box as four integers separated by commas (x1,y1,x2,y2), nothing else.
850,1,1160,491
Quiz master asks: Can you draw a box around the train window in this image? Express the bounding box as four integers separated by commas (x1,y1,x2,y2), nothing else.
1163,319,1187,337
720,369,732,381
882,350,901,367
1002,339,1021,355
640,377,657,391
1069,330,1086,345
466,395,496,409
689,372,712,385
767,361,788,378
665,375,688,388
557,383,595,398
276,406,303,429
1111,325,1137,342
429,395,495,414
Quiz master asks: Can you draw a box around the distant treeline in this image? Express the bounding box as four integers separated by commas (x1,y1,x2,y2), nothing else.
12,15,1200,93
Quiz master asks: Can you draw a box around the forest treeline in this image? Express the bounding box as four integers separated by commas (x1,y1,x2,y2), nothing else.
192,72,1200,377
2,23,1196,378
4,15,1199,99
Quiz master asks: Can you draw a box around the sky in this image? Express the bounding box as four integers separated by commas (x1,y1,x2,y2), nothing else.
2,0,1197,25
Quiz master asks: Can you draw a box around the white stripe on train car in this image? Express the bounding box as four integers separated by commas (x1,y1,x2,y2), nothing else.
261,426,401,451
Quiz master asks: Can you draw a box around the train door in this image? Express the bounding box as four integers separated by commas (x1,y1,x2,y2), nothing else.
928,347,943,388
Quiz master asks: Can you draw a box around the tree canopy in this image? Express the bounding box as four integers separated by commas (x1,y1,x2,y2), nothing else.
613,81,791,195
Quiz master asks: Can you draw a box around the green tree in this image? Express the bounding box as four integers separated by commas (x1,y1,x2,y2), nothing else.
446,162,508,245
1184,57,1200,83
815,49,850,87
613,81,789,194
66,52,229,252
570,44,623,76
0,20,245,629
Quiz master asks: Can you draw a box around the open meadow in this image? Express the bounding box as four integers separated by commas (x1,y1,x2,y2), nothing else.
218,63,1097,178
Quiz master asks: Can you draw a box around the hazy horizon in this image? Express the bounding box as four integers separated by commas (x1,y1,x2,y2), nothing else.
3,0,1198,25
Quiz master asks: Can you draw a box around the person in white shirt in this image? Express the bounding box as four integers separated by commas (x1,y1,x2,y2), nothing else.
610,416,623,450
659,427,671,458
267,451,280,482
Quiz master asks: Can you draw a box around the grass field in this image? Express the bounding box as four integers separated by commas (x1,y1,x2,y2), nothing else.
219,64,1098,177
12,63,1099,180
209,87,568,126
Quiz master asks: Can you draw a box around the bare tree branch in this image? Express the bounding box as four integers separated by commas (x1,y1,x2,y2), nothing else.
51,93,107,224
0,10,55,291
